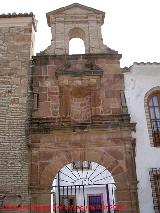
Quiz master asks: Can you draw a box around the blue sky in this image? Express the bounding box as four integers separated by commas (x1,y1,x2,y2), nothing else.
0,0,160,67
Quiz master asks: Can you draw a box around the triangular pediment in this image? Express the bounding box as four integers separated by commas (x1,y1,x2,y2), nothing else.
47,3,105,16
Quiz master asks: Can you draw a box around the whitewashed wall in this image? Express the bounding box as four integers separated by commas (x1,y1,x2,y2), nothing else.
124,63,160,213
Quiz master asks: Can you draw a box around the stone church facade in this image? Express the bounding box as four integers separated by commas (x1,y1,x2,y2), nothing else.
2,3,159,213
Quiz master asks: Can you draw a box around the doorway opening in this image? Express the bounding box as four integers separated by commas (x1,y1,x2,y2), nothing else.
51,161,116,213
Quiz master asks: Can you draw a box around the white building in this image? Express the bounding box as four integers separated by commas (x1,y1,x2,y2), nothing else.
124,62,160,213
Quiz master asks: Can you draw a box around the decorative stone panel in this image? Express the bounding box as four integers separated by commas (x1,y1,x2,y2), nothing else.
71,92,91,122
32,54,124,122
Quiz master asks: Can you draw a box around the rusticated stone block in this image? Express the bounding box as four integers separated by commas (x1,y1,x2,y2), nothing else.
107,148,124,160
33,66,42,76
112,165,124,175
31,163,39,184
39,151,54,161
15,34,31,42
39,86,48,93
47,65,56,77
112,108,121,114
39,92,47,102
24,27,32,33
38,102,52,117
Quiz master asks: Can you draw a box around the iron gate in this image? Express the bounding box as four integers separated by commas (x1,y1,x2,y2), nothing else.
51,183,116,213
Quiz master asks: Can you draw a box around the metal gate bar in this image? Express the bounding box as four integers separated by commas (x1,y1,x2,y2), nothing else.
52,183,116,213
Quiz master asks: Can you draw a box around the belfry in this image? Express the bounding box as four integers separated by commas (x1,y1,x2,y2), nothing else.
45,3,110,55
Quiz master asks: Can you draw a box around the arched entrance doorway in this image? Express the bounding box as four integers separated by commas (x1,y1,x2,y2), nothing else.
51,161,116,213
30,137,138,213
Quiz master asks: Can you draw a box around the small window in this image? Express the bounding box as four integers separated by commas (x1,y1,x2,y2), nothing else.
72,161,91,170
153,174,160,210
33,93,39,110
69,38,85,55
150,169,160,212
148,93,160,146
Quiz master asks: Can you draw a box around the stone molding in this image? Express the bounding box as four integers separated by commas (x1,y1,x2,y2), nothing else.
0,15,37,31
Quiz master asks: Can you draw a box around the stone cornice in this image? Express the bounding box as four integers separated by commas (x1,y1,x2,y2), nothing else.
30,114,135,134
31,53,122,65
0,13,37,31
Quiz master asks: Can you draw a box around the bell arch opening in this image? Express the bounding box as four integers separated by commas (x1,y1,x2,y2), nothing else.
51,161,116,213
69,27,85,40
69,38,85,55
68,27,86,55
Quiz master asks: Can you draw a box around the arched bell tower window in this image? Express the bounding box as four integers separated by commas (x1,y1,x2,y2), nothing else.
147,92,160,146
68,27,86,55
69,38,85,54
46,3,107,55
